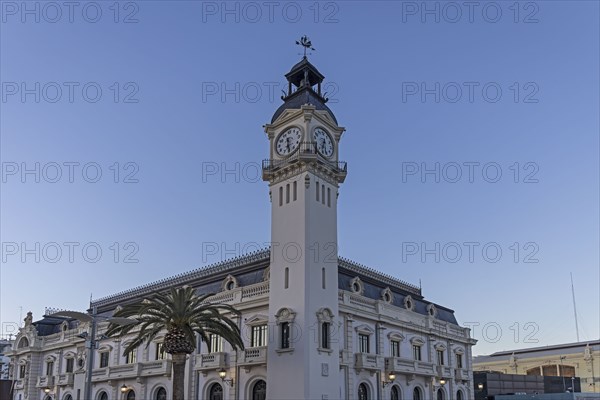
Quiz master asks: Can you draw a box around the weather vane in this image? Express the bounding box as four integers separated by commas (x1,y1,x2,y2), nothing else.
296,35,315,57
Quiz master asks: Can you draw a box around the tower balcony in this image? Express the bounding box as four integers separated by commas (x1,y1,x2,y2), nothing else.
262,142,347,182
194,352,228,371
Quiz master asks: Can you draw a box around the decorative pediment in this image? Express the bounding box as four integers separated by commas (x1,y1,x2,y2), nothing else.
97,344,113,353
410,337,425,346
354,324,374,336
434,343,447,351
245,314,268,326
63,351,77,359
387,331,405,341
275,308,296,323
44,355,57,362
316,308,334,323
453,347,465,355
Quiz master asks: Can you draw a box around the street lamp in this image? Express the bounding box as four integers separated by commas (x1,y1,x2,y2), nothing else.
477,383,484,390
50,308,138,400
120,385,129,393
382,372,396,388
439,378,446,386
218,369,234,387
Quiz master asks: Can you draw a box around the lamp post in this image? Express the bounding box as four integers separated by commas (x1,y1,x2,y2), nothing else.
218,369,234,387
50,308,137,400
382,372,396,388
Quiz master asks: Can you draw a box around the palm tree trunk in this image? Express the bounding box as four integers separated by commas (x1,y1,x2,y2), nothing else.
171,353,187,400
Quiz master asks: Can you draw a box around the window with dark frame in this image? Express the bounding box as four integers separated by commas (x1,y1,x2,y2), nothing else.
99,352,109,368
251,324,268,347
456,353,463,368
65,358,74,373
321,322,330,349
19,365,26,378
413,344,422,361
281,322,290,349
125,349,137,364
209,334,223,353
437,349,445,365
155,343,167,360
390,340,400,357
359,334,370,353
46,361,53,376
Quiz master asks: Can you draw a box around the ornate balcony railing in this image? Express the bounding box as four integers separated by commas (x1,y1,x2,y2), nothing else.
195,352,228,371
354,353,384,371
262,142,347,180
240,346,267,365
37,375,55,387
57,373,74,386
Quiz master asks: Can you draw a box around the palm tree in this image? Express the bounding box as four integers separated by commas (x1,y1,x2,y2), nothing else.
106,286,244,400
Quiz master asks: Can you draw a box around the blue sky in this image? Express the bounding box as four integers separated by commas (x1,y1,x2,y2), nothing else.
1,1,598,355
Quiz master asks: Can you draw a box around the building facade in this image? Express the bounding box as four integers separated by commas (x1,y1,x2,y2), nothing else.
8,55,476,400
473,340,600,394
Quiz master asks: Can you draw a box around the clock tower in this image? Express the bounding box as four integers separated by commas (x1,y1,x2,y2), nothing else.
263,50,347,400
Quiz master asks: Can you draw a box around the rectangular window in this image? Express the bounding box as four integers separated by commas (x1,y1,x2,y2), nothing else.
279,187,283,206
251,325,268,347
316,181,320,201
99,352,109,368
437,350,445,365
209,334,223,353
286,183,290,203
284,267,289,289
359,334,370,353
321,322,330,349
155,343,166,360
281,322,290,349
293,181,297,201
327,187,331,207
65,358,74,373
413,345,422,361
321,184,325,204
19,365,26,379
46,361,54,376
125,349,137,364
391,340,400,357
456,353,463,368
322,267,326,289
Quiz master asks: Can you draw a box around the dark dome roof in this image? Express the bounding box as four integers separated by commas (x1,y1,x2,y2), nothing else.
271,88,337,124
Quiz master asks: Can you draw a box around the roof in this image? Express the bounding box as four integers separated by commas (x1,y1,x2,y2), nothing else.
271,86,337,124
474,340,600,363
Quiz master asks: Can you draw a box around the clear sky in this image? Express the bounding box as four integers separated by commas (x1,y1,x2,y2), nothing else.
1,1,598,356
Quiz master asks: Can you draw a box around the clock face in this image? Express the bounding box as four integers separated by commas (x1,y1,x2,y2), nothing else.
313,128,334,157
276,127,302,156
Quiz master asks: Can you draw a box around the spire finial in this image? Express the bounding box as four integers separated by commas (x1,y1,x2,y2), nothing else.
296,35,315,58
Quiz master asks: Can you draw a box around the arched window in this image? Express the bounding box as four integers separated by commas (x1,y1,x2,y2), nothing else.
252,380,266,400
17,337,29,348
126,390,135,400
209,383,223,400
64,395,73,400
413,387,422,400
437,388,444,400
156,388,167,400
98,391,108,400
358,383,369,400
456,390,463,400
391,385,400,400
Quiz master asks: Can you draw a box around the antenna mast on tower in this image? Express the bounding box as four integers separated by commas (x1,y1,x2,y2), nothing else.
570,272,580,342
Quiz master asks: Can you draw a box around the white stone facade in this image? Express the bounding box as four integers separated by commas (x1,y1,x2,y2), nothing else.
8,56,476,400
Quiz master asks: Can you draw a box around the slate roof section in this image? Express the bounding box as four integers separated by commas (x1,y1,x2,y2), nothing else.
271,86,338,124
86,249,457,325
